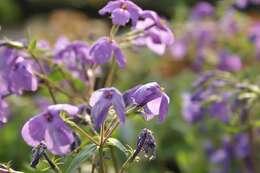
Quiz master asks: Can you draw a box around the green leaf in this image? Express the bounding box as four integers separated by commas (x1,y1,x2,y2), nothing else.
65,143,97,173
107,138,129,156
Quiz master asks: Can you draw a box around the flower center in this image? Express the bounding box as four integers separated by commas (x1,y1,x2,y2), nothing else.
120,3,128,10
104,91,113,99
44,113,53,122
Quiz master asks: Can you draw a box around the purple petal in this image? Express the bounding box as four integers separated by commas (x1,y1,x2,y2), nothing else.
48,104,79,117
111,89,126,123
158,93,170,122
21,114,47,147
132,82,162,105
112,8,130,26
89,37,113,65
99,1,121,15
45,126,73,155
112,43,126,68
92,101,111,129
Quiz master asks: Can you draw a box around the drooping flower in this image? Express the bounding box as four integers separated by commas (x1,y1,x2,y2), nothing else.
54,37,93,65
125,82,170,122
134,10,174,55
0,47,38,95
54,37,95,82
89,88,126,129
89,37,126,68
99,0,142,26
21,104,79,155
190,2,214,20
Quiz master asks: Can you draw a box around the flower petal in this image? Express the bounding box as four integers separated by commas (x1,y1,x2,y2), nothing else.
21,114,47,147
158,93,170,122
112,43,126,68
112,9,130,26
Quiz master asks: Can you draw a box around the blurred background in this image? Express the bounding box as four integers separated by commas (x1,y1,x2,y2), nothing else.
1,0,260,173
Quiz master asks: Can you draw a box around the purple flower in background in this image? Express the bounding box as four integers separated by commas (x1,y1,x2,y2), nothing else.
0,47,38,95
182,93,204,123
21,104,79,155
99,0,142,26
89,37,126,68
55,37,93,65
7,60,38,94
208,93,231,123
218,51,242,72
234,133,250,158
170,39,188,60
89,87,126,129
235,0,249,8
191,2,214,20
0,98,9,127
134,10,174,55
129,82,170,122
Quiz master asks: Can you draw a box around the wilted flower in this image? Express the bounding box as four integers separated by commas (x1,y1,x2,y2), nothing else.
21,104,79,155
132,128,156,160
89,37,126,68
30,142,47,168
126,82,170,122
134,10,174,55
190,2,214,20
89,87,126,129
99,0,142,26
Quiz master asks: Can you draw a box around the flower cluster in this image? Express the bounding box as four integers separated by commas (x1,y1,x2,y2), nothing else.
0,4,174,172
182,70,260,173
170,1,260,72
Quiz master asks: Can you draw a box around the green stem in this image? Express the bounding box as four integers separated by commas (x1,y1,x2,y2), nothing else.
31,55,57,104
118,153,134,173
99,124,105,173
110,147,119,173
105,57,117,87
71,123,99,145
42,153,62,173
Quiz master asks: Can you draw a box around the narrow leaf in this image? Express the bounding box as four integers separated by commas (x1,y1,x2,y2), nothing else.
107,138,128,156
66,144,97,173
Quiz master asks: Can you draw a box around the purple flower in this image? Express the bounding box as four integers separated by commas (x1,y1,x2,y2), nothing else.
134,10,174,55
218,51,242,72
89,87,126,129
7,60,38,94
0,47,38,95
170,39,187,60
235,0,249,8
89,37,126,68
21,104,79,155
127,82,170,122
191,2,214,20
99,0,142,26
55,37,93,65
234,133,250,158
208,93,231,123
182,93,204,123
0,98,9,127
